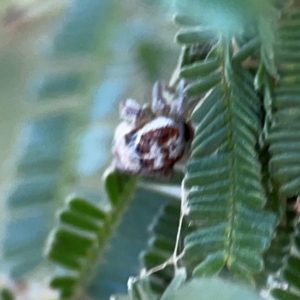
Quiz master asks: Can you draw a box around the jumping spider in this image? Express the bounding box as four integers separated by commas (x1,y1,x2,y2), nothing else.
112,81,194,178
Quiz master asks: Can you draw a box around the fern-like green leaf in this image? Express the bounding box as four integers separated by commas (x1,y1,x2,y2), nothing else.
267,2,300,199
180,37,276,281
140,201,182,295
232,37,260,64
46,170,136,299
88,187,175,299
269,208,300,300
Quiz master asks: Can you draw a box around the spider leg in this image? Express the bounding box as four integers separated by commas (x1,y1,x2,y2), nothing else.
120,98,142,119
120,98,150,126
152,81,171,116
170,80,200,120
169,80,187,119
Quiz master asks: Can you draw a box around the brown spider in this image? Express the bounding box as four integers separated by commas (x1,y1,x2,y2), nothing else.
112,81,194,178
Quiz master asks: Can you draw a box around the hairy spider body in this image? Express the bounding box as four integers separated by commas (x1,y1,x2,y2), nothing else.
112,81,194,177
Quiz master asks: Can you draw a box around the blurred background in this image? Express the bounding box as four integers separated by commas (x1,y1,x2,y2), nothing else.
0,0,180,298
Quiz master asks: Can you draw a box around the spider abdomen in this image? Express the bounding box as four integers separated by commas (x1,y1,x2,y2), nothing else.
112,81,195,177
135,117,186,171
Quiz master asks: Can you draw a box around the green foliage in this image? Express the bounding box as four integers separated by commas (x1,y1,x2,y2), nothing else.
87,187,174,299
3,0,300,299
124,276,266,300
0,288,14,300
175,11,278,282
2,113,76,278
270,239,300,300
267,3,300,198
140,201,182,294
171,277,264,300
0,0,122,283
160,268,187,300
89,0,300,298
136,40,170,82
263,226,293,274
128,277,157,300
184,69,276,282
46,170,136,298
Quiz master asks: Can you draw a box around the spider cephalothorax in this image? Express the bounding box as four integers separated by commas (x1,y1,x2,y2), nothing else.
112,81,194,177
